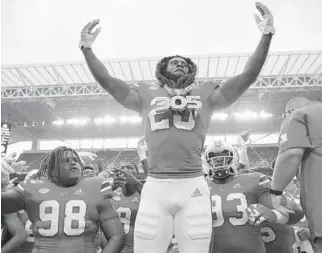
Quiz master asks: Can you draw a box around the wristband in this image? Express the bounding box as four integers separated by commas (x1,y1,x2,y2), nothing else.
137,150,147,162
272,210,289,224
269,189,283,196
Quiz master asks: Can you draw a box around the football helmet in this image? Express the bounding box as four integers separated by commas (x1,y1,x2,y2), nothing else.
203,140,239,179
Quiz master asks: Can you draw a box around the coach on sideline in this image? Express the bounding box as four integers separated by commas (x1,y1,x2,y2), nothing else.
269,97,322,252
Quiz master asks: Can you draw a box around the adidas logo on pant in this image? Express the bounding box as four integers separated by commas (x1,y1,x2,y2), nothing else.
191,188,203,198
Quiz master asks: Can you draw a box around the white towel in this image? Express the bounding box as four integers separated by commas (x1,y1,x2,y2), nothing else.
293,226,314,253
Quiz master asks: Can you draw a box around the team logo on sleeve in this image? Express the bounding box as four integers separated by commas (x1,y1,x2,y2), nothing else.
38,188,49,194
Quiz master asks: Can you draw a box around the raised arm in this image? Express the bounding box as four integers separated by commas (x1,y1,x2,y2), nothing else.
211,3,274,110
80,20,141,112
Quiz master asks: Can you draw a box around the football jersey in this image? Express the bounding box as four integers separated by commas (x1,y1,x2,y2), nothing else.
139,81,220,179
14,177,114,253
17,210,34,253
279,102,322,238
209,172,270,253
261,222,295,253
110,190,140,253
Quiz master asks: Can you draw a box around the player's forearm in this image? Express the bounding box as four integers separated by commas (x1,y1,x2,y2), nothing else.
2,214,26,253
134,179,143,194
1,235,26,253
244,34,272,75
271,150,303,191
101,234,125,253
82,48,131,99
218,35,272,105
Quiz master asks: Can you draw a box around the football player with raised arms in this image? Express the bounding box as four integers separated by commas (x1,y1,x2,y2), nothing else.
80,3,275,253
1,146,125,253
203,141,304,253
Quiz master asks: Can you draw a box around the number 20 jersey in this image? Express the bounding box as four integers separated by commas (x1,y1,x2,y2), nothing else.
209,172,271,253
15,177,114,253
138,81,220,179
110,191,140,253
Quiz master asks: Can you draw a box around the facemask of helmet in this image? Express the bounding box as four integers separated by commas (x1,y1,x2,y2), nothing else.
203,141,239,180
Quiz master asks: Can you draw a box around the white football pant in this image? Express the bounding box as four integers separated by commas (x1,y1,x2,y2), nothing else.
134,176,212,253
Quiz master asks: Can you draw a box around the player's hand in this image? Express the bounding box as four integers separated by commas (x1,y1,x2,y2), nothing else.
137,137,147,161
254,2,275,35
296,227,311,241
240,129,252,142
79,19,101,49
113,167,138,185
247,204,279,225
270,194,295,214
1,159,16,175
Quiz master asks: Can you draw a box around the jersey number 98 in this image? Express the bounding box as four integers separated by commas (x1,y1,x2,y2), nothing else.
39,200,86,236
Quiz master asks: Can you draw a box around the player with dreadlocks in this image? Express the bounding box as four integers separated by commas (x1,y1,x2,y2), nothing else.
1,146,125,253
80,3,275,253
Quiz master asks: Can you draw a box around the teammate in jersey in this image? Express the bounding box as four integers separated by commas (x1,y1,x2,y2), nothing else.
101,161,141,253
1,146,125,253
80,3,274,252
203,141,303,253
270,97,322,251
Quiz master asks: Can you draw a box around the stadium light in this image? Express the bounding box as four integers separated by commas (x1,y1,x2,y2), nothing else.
211,113,229,121
119,115,142,124
66,118,89,126
94,116,116,125
259,110,273,119
234,111,258,120
52,119,65,126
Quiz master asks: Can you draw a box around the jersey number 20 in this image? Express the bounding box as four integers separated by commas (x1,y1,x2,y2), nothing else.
148,96,202,131
39,200,86,236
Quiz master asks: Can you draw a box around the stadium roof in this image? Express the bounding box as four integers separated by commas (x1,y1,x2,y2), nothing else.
2,50,322,143
2,50,322,88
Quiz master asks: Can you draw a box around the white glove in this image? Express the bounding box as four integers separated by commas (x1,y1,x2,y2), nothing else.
79,19,102,49
254,2,275,35
137,137,147,161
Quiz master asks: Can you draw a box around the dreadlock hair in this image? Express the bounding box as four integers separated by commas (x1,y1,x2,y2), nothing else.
37,146,83,184
155,55,198,89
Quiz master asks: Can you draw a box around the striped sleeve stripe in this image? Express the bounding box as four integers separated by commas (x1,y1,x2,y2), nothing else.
100,181,112,193
259,175,271,186
17,184,24,192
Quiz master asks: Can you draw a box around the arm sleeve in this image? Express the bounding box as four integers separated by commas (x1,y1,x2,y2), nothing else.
279,111,311,154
